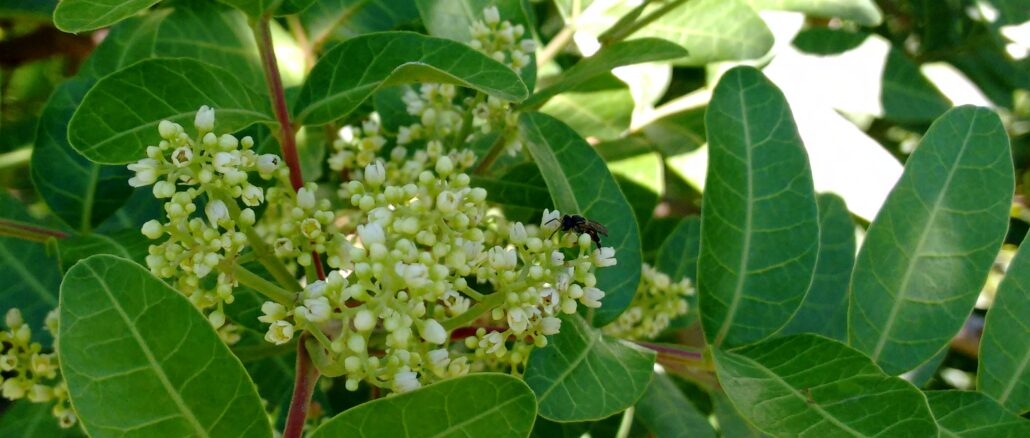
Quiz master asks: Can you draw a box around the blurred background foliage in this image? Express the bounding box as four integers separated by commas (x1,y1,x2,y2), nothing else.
2,0,1030,431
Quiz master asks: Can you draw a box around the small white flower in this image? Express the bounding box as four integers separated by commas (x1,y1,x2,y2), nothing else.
259,301,286,323
194,105,215,132
212,152,238,174
127,158,159,187
339,125,356,143
304,280,327,299
421,319,447,344
265,320,294,345
297,185,316,210
541,209,561,230
428,348,450,368
2,379,26,399
582,287,605,308
353,309,376,331
153,180,176,198
394,370,421,393
507,307,528,334
301,218,322,239
488,246,517,270
482,331,506,355
141,220,164,239
357,222,386,246
436,191,460,214
208,310,226,329
593,247,617,267
541,317,561,335
241,185,264,207
550,250,565,266
257,154,281,175
205,199,229,227
365,160,386,186
171,146,193,167
435,156,454,175
158,120,178,139
483,6,500,24
521,39,537,53
509,222,527,245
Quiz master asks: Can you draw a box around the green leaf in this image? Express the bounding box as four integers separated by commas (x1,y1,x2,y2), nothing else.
77,13,165,80
155,0,265,90
979,238,1030,413
540,74,633,142
849,106,1013,375
57,234,132,272
414,0,536,90
308,373,536,438
522,38,687,108
655,216,701,327
633,0,773,66
32,78,133,232
518,112,643,326
59,255,272,438
779,193,856,341
294,31,527,126
712,392,768,438
53,0,159,32
925,391,1030,436
524,314,656,421
0,400,83,437
212,0,275,17
713,334,939,437
881,46,952,122
634,373,715,438
698,66,819,348
745,0,883,26
471,176,553,210
300,0,419,45
640,106,706,156
0,193,62,344
69,58,273,164
792,28,869,55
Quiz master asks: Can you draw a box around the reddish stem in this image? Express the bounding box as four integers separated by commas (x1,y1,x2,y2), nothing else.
283,335,319,438
256,18,305,192
0,218,69,241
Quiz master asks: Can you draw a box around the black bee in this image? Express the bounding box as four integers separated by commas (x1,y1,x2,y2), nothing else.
547,214,609,245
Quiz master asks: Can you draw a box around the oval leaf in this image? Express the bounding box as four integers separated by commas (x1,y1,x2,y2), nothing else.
518,112,643,326
634,373,715,438
926,390,1030,436
53,0,159,32
779,193,856,341
698,66,819,348
979,238,1030,413
32,78,133,232
294,31,527,126
59,255,272,438
713,334,939,437
848,106,1013,375
309,373,536,438
633,0,773,66
524,314,656,421
69,58,273,164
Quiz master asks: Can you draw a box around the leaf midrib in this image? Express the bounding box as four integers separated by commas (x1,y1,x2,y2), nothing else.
870,112,978,362
537,327,598,402
83,263,210,437
714,72,755,347
432,393,529,437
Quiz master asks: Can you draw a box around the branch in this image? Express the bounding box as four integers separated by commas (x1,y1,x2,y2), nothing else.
0,218,68,242
283,334,319,438
255,18,305,192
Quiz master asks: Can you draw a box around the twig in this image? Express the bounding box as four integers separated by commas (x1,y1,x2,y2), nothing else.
283,333,319,438
0,218,68,242
255,18,305,192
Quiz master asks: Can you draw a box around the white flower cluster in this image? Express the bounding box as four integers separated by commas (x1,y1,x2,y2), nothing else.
397,84,464,146
255,135,617,393
470,6,535,73
329,115,388,172
255,182,337,272
127,106,285,328
0,309,75,428
604,264,694,340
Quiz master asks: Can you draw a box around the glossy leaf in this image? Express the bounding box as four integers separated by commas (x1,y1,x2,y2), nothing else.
712,392,768,438
779,193,856,341
69,58,273,164
0,401,83,438
471,176,553,210
77,13,165,80
745,0,883,26
925,391,1030,437
713,334,939,437
849,106,1013,375
59,255,272,438
640,106,707,156
979,238,1030,413
524,314,655,421
300,0,419,45
634,373,715,438
294,31,527,126
518,112,643,326
415,0,537,90
32,78,133,232
522,38,687,108
540,74,633,141
633,0,773,66
309,374,536,438
698,66,819,348
53,0,159,32
214,0,306,17
0,193,62,344
58,234,132,272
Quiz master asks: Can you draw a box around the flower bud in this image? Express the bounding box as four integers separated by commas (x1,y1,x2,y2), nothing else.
257,154,281,175
194,105,215,132
241,185,264,207
141,220,164,239
353,309,376,331
509,222,527,244
483,6,500,24
541,316,561,335
394,371,421,393
158,120,178,139
297,186,316,210
208,310,226,329
421,319,447,345
205,199,229,227
364,161,386,186
153,180,176,198
258,301,287,323
593,247,617,267
435,156,454,175
357,222,385,246
582,287,605,308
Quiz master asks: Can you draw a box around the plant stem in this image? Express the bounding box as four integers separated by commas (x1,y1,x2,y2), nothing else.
232,263,295,305
599,0,689,46
442,292,507,330
0,147,31,170
255,18,304,192
536,26,575,67
0,219,68,242
283,333,319,438
471,134,507,175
